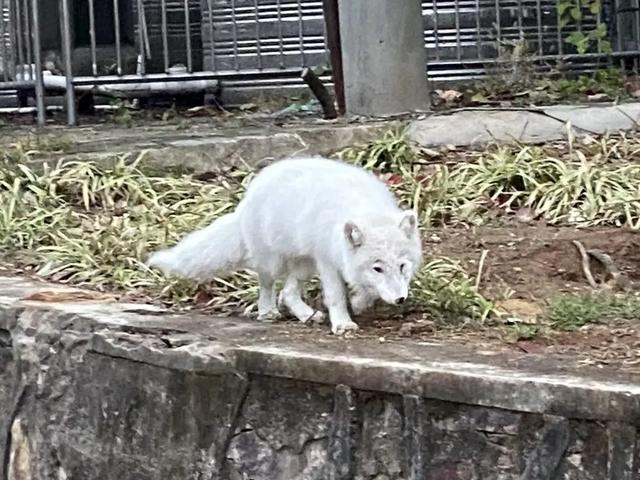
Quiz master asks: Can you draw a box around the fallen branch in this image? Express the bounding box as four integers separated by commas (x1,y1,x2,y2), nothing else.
301,67,338,119
474,249,489,291
572,240,598,289
586,248,628,291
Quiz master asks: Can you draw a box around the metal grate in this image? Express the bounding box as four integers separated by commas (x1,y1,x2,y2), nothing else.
0,0,639,125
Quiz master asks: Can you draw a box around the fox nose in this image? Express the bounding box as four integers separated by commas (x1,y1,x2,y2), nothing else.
395,297,406,305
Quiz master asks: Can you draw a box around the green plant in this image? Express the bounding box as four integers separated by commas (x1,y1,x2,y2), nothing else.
546,293,640,329
409,257,496,323
557,0,611,54
0,144,494,321
110,99,135,126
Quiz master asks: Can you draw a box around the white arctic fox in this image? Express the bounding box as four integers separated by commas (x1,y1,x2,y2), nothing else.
148,157,423,334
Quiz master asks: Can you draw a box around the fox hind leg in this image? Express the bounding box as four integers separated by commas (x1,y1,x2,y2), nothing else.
278,275,325,324
278,259,325,324
257,273,281,321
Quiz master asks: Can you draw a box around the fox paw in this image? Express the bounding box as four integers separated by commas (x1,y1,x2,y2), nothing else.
257,309,282,322
331,321,359,335
303,310,326,325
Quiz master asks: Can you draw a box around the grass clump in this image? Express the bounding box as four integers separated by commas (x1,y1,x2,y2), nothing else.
546,293,640,330
409,258,494,323
340,129,640,230
0,145,491,320
0,154,260,311
6,126,640,325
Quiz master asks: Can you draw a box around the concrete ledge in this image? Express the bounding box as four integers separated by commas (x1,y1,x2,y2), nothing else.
1,276,638,479
407,102,640,147
8,120,395,173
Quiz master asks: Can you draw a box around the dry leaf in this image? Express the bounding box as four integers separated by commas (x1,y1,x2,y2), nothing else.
496,299,543,324
21,290,115,303
587,93,610,102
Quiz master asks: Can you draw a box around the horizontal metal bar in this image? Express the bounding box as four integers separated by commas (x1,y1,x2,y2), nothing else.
0,80,35,90
70,68,304,87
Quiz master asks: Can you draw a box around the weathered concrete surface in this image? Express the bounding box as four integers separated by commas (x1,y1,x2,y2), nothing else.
339,0,429,116
2,119,395,174
1,276,639,479
5,102,640,177
407,103,640,148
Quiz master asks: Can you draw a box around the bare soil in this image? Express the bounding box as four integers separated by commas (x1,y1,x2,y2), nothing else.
345,223,640,373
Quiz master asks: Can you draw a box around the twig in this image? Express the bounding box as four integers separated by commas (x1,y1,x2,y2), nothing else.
572,240,598,289
474,249,489,291
586,248,627,290
301,67,338,119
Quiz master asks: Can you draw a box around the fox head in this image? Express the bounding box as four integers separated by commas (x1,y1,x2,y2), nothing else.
343,210,423,306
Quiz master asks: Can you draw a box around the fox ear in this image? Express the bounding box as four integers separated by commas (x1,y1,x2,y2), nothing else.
399,210,418,238
344,222,364,248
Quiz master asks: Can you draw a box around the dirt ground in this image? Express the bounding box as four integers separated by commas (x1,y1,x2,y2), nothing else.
339,223,640,374
6,221,640,374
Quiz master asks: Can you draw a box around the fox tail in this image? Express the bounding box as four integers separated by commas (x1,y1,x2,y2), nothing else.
147,212,247,280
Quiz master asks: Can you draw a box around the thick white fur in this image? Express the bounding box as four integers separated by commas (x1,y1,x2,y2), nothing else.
148,157,423,334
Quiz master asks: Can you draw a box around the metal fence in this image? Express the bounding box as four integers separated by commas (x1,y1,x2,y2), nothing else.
1,0,640,126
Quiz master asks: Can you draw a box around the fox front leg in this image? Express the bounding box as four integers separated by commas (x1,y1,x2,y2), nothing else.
317,264,359,334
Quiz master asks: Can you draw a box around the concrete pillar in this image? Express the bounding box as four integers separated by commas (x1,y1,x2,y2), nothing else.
338,0,429,117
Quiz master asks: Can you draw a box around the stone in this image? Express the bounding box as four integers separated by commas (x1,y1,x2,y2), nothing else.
407,110,564,147
407,102,640,149
0,275,639,479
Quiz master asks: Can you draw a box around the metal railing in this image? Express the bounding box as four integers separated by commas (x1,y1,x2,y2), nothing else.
0,0,639,126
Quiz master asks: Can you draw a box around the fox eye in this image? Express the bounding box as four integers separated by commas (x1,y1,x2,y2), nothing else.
373,266,384,273
400,263,406,273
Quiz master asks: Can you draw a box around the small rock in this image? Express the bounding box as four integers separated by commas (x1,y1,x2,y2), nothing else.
587,93,610,102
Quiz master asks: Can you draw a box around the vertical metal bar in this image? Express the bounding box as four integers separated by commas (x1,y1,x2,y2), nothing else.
30,0,44,125
322,0,344,115
536,0,543,55
8,0,17,78
205,0,215,71
88,0,97,75
433,0,441,61
0,0,7,81
556,0,564,54
475,0,483,59
276,0,285,67
61,0,76,126
230,0,239,70
15,0,23,77
614,0,622,52
161,0,169,71
23,0,32,79
183,0,192,72
634,0,640,52
297,0,305,66
454,0,461,60
254,0,262,69
494,0,502,47
516,0,523,37
113,0,122,75
137,0,146,75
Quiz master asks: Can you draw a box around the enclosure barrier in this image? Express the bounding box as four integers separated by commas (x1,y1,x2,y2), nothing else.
0,0,639,125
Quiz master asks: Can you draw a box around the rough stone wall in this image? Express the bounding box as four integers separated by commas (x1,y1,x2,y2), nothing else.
0,295,638,479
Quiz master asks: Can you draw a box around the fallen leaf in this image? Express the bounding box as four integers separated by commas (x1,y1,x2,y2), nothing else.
587,93,610,102
496,299,543,324
515,207,536,224
21,290,115,303
435,89,463,104
470,92,491,104
516,340,546,354
238,103,257,111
